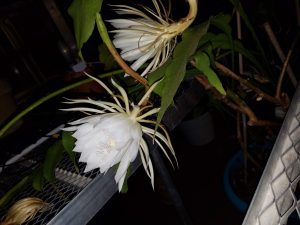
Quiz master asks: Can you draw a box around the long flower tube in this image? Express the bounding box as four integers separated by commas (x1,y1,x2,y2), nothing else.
62,74,176,191
108,0,198,77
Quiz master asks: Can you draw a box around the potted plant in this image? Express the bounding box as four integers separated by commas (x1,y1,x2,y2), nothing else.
207,0,299,212
0,0,298,223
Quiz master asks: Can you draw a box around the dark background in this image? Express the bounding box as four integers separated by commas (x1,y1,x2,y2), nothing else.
0,0,298,224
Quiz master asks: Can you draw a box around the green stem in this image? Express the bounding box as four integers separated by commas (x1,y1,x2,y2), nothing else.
95,13,149,88
0,70,123,137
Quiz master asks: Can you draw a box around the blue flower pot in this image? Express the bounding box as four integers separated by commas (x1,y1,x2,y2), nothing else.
223,145,300,223
223,150,248,213
223,143,273,213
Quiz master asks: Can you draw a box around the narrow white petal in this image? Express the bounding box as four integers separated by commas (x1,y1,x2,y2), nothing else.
139,119,173,149
63,98,119,113
139,148,151,177
68,115,101,125
61,126,78,131
121,48,145,62
84,73,122,108
140,138,150,163
60,107,105,114
142,126,177,165
99,150,119,173
118,173,127,192
130,48,156,73
83,153,100,172
115,153,130,184
111,79,130,114
107,19,142,28
114,36,155,52
143,132,174,168
136,108,160,120
148,158,155,189
138,79,161,106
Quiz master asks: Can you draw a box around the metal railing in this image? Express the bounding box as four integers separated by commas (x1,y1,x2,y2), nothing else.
243,85,300,225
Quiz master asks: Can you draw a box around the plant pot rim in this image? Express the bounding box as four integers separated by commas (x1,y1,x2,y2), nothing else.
223,150,248,213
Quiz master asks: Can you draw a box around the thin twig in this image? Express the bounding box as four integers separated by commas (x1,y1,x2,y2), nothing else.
276,31,300,98
195,75,279,127
236,11,248,183
237,112,263,170
237,113,262,170
215,62,282,105
262,22,297,87
226,89,258,125
194,75,254,119
236,11,244,74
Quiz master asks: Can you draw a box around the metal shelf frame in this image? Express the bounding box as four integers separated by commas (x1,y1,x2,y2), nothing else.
243,84,300,225
0,80,205,225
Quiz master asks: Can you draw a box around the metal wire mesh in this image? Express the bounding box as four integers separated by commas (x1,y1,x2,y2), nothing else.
0,80,204,225
0,152,102,225
243,86,300,225
0,128,145,225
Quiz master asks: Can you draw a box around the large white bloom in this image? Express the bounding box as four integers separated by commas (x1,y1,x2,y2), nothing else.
63,74,176,191
108,0,198,77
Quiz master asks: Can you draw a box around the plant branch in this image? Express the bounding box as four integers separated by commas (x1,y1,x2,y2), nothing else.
236,113,263,170
195,75,256,122
236,11,244,74
215,62,282,105
0,69,123,138
195,75,278,127
95,13,149,89
226,89,259,125
276,30,300,98
195,75,240,110
262,22,298,87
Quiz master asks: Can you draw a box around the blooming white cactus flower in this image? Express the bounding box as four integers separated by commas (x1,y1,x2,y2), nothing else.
63,74,176,191
108,0,198,77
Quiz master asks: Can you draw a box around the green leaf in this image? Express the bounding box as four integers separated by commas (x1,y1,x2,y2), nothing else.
185,68,200,78
211,14,234,68
193,52,226,95
211,14,232,36
198,32,217,48
0,176,30,208
120,167,131,194
32,168,44,191
148,59,171,85
99,44,118,70
43,141,64,182
156,21,210,125
62,131,75,152
68,0,103,58
218,35,267,77
199,33,268,77
62,131,79,173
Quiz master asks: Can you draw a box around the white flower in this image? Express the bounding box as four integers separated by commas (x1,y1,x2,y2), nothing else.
108,0,198,77
62,73,176,191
